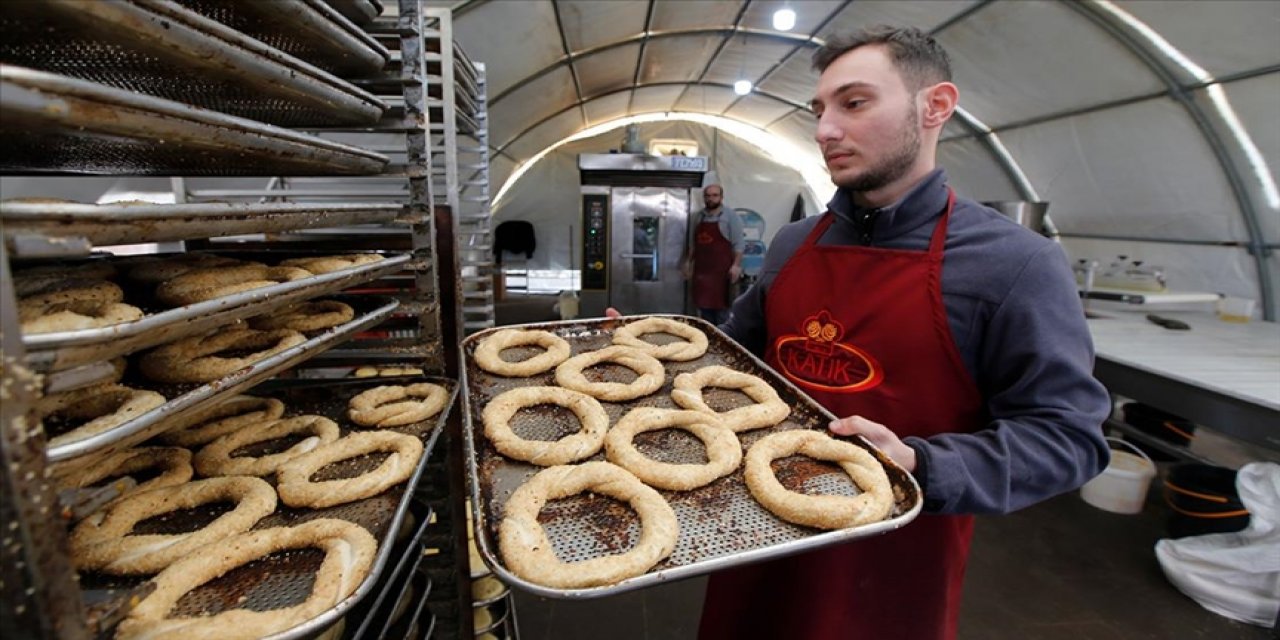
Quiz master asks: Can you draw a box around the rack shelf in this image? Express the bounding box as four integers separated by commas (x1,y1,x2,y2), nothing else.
0,66,389,175
0,0,386,125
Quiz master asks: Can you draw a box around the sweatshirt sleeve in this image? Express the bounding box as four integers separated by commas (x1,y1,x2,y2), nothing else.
903,242,1112,515
727,209,746,253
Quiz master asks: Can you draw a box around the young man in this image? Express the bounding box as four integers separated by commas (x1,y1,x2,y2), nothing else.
684,184,744,324
700,26,1111,640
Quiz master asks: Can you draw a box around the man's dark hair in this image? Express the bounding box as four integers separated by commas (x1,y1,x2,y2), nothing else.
812,26,952,91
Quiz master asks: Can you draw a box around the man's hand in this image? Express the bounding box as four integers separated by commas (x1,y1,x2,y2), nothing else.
681,261,693,279
728,264,743,282
829,415,916,472
605,307,622,319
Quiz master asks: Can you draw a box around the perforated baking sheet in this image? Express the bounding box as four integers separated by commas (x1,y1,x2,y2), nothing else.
74,376,456,640
0,65,388,176
172,0,390,75
461,315,922,599
23,253,411,374
44,296,402,464
1,201,403,252
0,0,386,125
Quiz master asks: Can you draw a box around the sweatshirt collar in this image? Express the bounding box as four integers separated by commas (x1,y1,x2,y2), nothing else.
826,168,949,242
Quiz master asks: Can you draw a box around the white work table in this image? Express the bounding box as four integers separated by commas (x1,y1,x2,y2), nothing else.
1087,309,1280,451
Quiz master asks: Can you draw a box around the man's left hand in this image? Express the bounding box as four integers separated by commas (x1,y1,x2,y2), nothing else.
728,265,743,282
829,415,916,472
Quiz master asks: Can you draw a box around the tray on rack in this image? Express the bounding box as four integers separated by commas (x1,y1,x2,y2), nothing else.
1,201,405,255
0,0,386,126
320,0,382,26
22,253,412,373
73,375,458,640
461,315,923,599
173,0,391,76
44,295,406,464
0,65,389,175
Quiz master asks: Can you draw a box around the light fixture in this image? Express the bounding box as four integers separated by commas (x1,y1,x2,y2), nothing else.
773,7,796,31
733,79,752,95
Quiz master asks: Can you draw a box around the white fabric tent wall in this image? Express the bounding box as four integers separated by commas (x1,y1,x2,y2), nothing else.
491,120,814,270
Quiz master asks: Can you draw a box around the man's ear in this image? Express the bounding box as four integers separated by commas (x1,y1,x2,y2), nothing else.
920,82,958,129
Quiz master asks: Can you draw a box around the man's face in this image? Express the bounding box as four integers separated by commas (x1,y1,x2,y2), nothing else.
703,187,723,209
810,45,922,192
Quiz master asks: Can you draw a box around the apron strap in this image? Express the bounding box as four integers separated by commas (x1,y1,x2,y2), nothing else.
927,188,957,256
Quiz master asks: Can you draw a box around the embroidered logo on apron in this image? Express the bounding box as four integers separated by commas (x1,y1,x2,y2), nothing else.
696,229,717,245
773,310,883,393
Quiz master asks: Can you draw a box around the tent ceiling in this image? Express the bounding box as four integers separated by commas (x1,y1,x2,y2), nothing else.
427,0,1279,317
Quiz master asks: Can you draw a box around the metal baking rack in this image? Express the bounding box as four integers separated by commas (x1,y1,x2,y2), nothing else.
0,3,479,639
1,201,406,259
321,0,383,26
461,315,923,600
72,377,457,640
172,0,391,76
44,295,400,464
0,65,390,176
23,254,411,374
0,0,386,126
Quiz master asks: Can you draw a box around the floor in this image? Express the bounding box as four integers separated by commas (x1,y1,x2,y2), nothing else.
509,459,1275,640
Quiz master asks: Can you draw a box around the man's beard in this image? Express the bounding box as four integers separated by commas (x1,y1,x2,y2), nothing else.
836,108,921,192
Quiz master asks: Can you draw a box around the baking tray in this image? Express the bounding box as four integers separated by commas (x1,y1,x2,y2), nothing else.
461,315,923,599
0,0,386,125
74,375,457,640
1,201,405,254
320,0,382,26
172,0,391,76
350,504,434,640
23,253,412,374
0,65,389,176
44,295,406,464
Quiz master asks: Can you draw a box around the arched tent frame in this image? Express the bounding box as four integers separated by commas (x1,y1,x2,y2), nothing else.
437,0,1278,319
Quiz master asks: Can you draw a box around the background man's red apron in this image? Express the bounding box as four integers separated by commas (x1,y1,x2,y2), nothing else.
700,191,985,640
693,218,733,310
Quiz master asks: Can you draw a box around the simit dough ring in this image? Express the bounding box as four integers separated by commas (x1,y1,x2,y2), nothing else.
280,253,385,275
70,476,277,575
248,300,354,332
37,383,166,449
671,365,790,432
554,345,665,402
194,415,340,477
116,518,376,640
611,317,709,362
744,430,894,530
473,328,571,377
126,254,253,285
139,327,306,383
160,395,285,447
348,383,449,428
499,461,678,589
58,447,193,505
605,407,742,491
277,431,424,508
155,264,312,306
17,279,143,334
482,386,609,466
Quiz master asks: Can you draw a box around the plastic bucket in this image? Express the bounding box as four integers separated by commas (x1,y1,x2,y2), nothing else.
1080,438,1157,514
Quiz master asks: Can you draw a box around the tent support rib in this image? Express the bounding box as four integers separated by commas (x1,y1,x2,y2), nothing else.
1068,0,1274,320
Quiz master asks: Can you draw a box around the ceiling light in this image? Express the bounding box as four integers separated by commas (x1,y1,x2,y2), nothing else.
772,8,796,31
733,80,752,95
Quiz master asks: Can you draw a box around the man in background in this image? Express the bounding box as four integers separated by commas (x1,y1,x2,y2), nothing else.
684,184,744,323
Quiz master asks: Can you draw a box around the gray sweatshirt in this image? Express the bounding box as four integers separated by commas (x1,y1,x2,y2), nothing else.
721,169,1111,515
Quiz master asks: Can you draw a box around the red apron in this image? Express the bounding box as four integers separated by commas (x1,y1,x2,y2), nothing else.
699,189,985,640
693,217,734,310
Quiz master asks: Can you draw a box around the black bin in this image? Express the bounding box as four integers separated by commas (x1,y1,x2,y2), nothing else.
1164,463,1250,539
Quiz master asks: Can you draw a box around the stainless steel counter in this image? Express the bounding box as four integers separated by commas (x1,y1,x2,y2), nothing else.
1088,309,1280,451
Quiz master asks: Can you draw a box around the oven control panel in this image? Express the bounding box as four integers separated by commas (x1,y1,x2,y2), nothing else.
582,193,608,290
